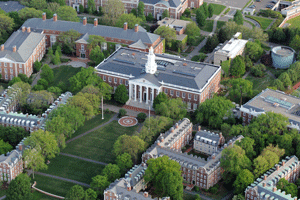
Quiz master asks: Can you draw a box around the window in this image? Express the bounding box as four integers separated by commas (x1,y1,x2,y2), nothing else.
170,90,174,96
114,78,117,83
182,92,186,98
176,91,179,97
165,88,168,94
125,80,128,86
119,79,123,84
10,69,13,73
4,63,7,67
188,93,191,99
194,95,197,101
10,75,13,79
193,103,197,110
19,69,23,74
108,77,112,82
50,35,56,46
4,69,7,73
103,75,106,81
81,44,84,50
187,102,191,109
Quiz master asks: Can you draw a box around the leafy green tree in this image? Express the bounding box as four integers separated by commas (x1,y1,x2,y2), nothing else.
87,0,96,14
144,156,183,200
85,188,97,200
114,135,145,163
154,26,176,48
162,10,169,19
0,139,12,155
68,93,95,120
278,72,292,88
32,84,44,91
153,92,168,109
185,22,200,43
218,27,229,43
202,2,209,17
47,86,62,97
6,174,32,200
59,29,81,55
277,178,298,197
90,175,110,195
230,56,245,77
277,133,295,156
233,169,254,194
288,69,297,84
262,150,280,169
52,49,61,65
118,108,127,117
196,9,206,26
116,13,143,29
137,112,147,122
37,78,48,90
9,11,22,30
146,13,154,22
253,155,269,178
19,7,43,21
30,0,47,10
273,28,286,43
234,10,243,25
79,4,84,13
87,35,106,50
245,42,264,62
155,98,187,121
18,73,30,84
290,35,300,52
131,8,137,16
236,137,256,159
116,153,133,173
66,185,85,200
114,84,129,104
220,145,252,183
232,194,246,200
8,77,22,86
196,96,234,129
57,6,79,22
208,4,214,18
273,79,284,90
47,2,60,13
89,46,105,65
102,164,121,182
102,0,125,26
23,148,47,179
40,64,54,83
205,34,219,52
137,1,145,20
228,78,253,105
52,0,66,6
182,8,191,18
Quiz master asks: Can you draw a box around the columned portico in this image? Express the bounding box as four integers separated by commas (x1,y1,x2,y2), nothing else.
129,82,160,103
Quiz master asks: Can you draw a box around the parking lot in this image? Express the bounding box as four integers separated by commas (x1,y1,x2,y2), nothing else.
251,0,277,11
205,0,249,9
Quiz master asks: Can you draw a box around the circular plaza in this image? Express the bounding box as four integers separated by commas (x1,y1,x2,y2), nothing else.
118,116,138,127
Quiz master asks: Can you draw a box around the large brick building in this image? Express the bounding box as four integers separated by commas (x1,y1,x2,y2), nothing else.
245,155,300,200
0,27,45,81
66,0,203,19
95,47,221,110
22,13,164,58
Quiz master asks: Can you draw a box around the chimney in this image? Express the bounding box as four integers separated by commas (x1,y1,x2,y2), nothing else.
263,182,266,187
282,161,285,166
1,44,4,51
161,136,164,142
198,126,201,131
273,187,277,192
53,14,57,22
212,154,216,159
26,113,28,118
59,97,62,101
124,22,128,30
12,45,16,52
276,165,280,171
171,127,174,133
46,110,49,114
264,175,267,180
22,26,26,32
6,110,9,114
175,123,179,128
18,144,23,151
42,12,46,21
27,27,31,33
219,132,222,137
55,101,58,105
129,173,132,178
127,183,131,191
83,17,87,25
144,192,148,198
94,18,98,27
134,24,139,32
37,120,40,125
43,114,46,118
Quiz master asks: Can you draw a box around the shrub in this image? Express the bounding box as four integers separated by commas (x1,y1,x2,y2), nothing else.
104,108,110,114
33,61,42,73
208,185,219,194
137,112,147,122
118,108,127,118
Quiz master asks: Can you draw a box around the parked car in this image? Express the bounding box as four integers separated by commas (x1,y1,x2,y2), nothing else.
256,0,261,2
249,5,256,8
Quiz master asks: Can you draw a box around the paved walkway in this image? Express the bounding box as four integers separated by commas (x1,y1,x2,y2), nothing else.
66,113,118,144
184,190,213,200
242,71,251,79
244,17,261,28
35,172,90,187
60,153,108,165
0,196,5,200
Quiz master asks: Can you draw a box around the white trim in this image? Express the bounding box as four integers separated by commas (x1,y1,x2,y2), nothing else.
96,71,131,79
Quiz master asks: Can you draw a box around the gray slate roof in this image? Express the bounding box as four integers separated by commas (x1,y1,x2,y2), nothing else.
0,1,25,13
0,30,44,62
194,130,221,146
22,18,160,45
129,39,148,50
96,47,221,91
141,0,181,7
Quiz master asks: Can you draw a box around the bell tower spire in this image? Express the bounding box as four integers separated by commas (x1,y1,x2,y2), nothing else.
145,47,157,74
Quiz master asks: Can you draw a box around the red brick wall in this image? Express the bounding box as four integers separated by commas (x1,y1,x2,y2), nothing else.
200,69,221,103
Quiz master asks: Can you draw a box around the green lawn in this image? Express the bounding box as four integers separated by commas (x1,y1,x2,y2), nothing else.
49,65,82,88
287,15,300,28
210,3,226,15
39,155,104,184
62,120,139,163
217,21,226,29
69,113,114,139
31,174,88,198
224,8,230,15
246,16,273,30
246,73,275,92
200,20,214,32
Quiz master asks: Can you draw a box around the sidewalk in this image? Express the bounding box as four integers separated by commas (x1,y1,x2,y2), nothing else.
103,104,155,117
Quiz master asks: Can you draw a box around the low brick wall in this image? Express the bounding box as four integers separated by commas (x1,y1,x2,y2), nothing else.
32,181,65,199
279,11,300,27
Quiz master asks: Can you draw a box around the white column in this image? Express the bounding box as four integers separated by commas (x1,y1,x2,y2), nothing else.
129,84,132,100
151,88,154,103
146,87,149,104
139,85,142,103
134,84,137,101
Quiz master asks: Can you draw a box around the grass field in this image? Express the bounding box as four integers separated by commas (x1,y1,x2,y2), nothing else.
32,192,58,200
49,65,82,88
287,15,300,28
39,155,104,184
31,174,87,198
217,21,226,29
69,113,114,139
200,20,214,32
224,8,230,15
210,3,226,15
246,73,275,92
62,120,139,163
246,16,273,30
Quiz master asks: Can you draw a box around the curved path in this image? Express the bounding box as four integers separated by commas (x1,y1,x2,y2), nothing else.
244,17,261,28
60,153,108,165
35,172,90,188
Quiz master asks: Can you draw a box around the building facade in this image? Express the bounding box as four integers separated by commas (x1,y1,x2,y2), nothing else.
245,155,300,200
0,27,46,81
0,86,22,112
96,47,221,111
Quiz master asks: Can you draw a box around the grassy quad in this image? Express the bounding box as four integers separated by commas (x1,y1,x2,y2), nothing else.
39,155,105,184
245,16,274,30
210,3,226,15
287,15,300,28
62,120,139,163
200,20,214,32
49,65,82,89
245,73,275,91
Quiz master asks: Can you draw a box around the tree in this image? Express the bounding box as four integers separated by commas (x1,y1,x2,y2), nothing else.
253,155,269,178
87,35,106,50
234,10,243,25
233,169,254,194
19,7,43,21
37,78,48,89
9,11,22,30
144,156,183,200
57,6,79,22
155,98,187,121
196,96,234,129
89,46,105,65
47,2,60,13
202,2,209,17
154,26,176,48
23,148,47,179
228,78,253,105
6,174,32,200
196,9,206,26
208,4,214,18
115,13,143,29
235,137,256,159
8,77,22,86
273,79,284,91
137,112,147,122
185,22,201,43
277,178,298,197
52,49,61,65
116,153,133,173
48,86,62,97
205,34,219,52
230,56,245,77
24,130,59,160
0,14,14,39
0,139,12,155
87,0,96,14
162,10,169,19
102,0,125,26
245,41,264,62
137,1,145,20
79,4,84,14
40,64,54,83
131,8,137,16
59,29,81,55
68,93,95,120
118,108,127,117
113,135,145,163
220,145,252,183
153,92,168,109
114,84,129,104
18,73,30,84
146,13,154,22
278,72,292,88
102,164,121,182
273,28,286,43
66,185,85,200
85,188,97,200
30,0,47,10
90,175,110,195
290,34,300,52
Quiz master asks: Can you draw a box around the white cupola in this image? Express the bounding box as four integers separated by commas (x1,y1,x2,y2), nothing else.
145,47,157,74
